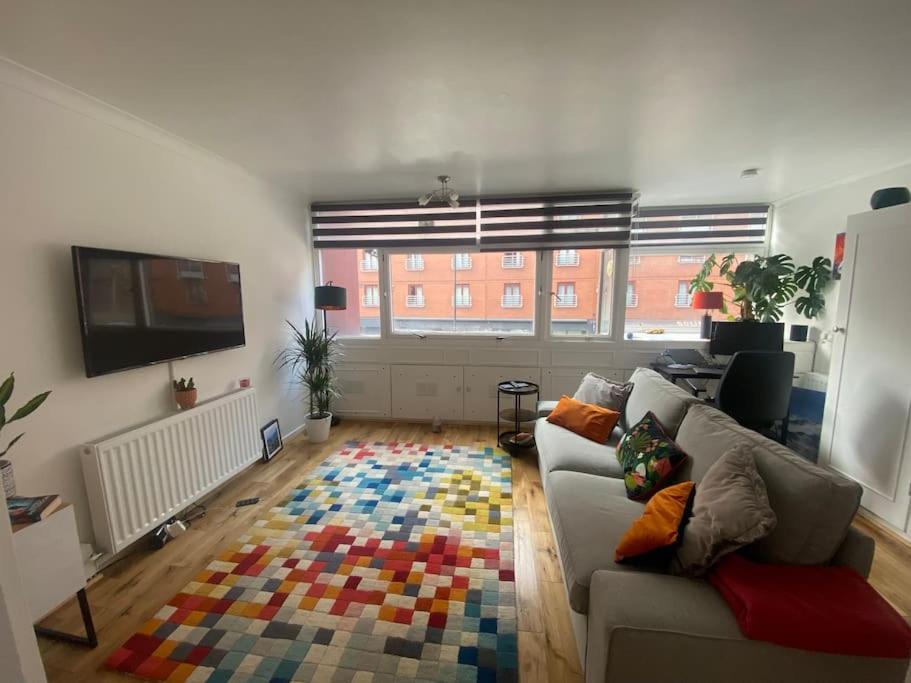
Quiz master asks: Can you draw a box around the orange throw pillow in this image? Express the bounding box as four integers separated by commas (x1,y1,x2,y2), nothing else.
615,481,696,563
546,395,620,443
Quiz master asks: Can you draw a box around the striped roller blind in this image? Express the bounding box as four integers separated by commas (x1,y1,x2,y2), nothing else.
632,204,770,247
478,191,637,251
310,200,479,250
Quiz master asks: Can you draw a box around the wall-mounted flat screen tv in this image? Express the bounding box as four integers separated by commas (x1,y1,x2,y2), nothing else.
72,246,246,377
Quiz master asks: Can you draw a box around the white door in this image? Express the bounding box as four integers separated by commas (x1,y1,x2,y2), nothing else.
820,204,911,531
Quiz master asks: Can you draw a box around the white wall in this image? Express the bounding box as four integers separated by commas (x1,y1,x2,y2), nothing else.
0,60,313,545
771,162,911,374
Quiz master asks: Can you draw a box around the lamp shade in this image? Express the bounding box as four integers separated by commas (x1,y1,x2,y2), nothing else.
691,291,724,310
314,284,347,311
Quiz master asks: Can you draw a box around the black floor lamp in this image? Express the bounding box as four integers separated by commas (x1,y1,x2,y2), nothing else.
314,282,347,426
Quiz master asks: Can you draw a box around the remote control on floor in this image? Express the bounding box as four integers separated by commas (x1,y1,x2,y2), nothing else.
235,497,260,507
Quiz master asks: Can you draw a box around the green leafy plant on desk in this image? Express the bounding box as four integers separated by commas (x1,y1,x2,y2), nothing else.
689,253,833,322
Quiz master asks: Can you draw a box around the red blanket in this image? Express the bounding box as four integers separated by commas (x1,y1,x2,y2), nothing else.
710,554,911,659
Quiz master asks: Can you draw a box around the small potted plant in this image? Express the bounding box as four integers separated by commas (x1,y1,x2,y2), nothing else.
0,372,51,497
173,377,198,410
276,318,340,443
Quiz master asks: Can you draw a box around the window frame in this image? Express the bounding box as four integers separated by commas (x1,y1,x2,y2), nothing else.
316,242,765,343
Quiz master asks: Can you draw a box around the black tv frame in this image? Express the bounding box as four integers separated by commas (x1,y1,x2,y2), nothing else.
71,246,246,377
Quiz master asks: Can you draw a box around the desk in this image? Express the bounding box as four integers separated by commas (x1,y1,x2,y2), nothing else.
651,363,725,386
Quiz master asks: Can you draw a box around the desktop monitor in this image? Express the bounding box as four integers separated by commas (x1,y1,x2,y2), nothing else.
709,321,784,356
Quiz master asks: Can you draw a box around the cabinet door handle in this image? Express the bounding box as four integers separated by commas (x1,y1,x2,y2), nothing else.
833,326,846,334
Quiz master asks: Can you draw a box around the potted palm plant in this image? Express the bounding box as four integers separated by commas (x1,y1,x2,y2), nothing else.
0,372,51,496
276,318,340,443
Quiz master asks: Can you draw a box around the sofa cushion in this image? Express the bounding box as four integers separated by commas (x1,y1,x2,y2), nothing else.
534,418,624,485
675,403,863,565
573,373,633,414
615,481,695,565
673,444,777,576
545,471,649,613
617,411,690,500
546,395,621,443
623,367,699,435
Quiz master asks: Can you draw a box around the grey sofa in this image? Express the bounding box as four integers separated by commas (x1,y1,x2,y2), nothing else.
534,367,908,683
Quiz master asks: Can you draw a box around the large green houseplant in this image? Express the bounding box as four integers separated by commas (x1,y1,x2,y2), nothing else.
275,318,340,443
0,372,51,496
689,253,833,322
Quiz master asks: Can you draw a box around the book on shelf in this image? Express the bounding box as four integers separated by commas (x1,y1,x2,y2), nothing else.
7,494,63,525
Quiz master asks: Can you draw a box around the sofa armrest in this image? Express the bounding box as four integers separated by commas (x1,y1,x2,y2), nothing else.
537,400,559,418
584,568,905,683
586,569,741,683
830,525,875,578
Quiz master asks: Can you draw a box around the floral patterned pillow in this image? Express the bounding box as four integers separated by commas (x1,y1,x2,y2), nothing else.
617,411,690,501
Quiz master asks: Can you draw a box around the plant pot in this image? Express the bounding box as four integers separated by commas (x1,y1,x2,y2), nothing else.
175,388,198,410
305,412,332,443
1,459,15,497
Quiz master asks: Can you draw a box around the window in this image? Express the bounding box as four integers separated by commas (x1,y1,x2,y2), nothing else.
550,249,614,336
452,253,472,271
454,284,471,308
390,252,535,334
502,252,525,269
405,254,424,271
177,260,205,279
555,282,577,307
186,279,208,305
629,254,641,266
363,285,379,307
318,248,380,337
675,281,692,308
361,250,379,272
623,250,756,340
626,282,638,307
406,284,425,307
502,284,522,308
555,249,580,266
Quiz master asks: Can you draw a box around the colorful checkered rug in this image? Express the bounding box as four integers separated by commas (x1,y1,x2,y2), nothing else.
107,441,517,682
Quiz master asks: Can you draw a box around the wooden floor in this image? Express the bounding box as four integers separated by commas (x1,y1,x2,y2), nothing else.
36,421,911,682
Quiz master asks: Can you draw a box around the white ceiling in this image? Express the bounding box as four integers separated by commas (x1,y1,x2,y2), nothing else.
2,0,910,205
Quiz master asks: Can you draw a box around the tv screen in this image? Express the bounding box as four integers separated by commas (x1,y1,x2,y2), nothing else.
72,246,245,377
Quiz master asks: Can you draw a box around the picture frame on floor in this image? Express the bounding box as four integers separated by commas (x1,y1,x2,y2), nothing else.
260,419,283,462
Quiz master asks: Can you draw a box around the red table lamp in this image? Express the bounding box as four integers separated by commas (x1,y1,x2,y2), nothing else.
691,291,724,340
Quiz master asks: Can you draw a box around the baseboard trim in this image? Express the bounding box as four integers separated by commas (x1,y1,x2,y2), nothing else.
857,509,911,548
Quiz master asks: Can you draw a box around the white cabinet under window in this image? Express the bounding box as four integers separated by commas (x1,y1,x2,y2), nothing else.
333,364,391,418
463,367,541,422
820,204,911,532
391,366,463,420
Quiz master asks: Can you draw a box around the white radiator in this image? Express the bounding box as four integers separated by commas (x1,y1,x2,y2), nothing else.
81,388,260,555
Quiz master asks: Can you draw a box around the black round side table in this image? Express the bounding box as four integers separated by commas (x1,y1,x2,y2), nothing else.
497,380,540,455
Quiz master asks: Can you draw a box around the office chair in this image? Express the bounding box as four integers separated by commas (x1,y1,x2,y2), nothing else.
713,351,796,445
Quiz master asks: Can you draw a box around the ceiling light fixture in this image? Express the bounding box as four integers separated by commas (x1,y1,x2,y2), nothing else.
418,175,460,208
740,167,761,179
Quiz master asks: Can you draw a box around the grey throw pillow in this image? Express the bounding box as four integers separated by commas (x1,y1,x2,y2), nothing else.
672,443,776,577
573,373,633,414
